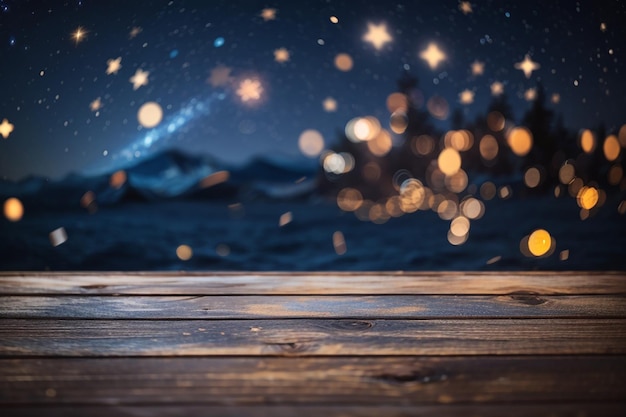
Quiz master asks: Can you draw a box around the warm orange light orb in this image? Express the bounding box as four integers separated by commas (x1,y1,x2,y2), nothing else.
507,127,533,156
528,229,551,257
438,148,462,176
577,186,599,210
4,197,24,222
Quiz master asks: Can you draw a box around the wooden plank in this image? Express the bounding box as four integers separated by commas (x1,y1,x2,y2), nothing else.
1,357,624,405
1,272,624,295
1,319,624,356
2,295,625,319
3,404,625,417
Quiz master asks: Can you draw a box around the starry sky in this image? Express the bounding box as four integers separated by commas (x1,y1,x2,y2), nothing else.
0,0,624,180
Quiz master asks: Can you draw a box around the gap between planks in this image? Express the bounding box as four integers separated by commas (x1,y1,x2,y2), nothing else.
0,271,625,295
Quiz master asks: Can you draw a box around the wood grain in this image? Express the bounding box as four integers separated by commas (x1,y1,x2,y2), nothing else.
1,318,624,356
1,356,624,405
3,404,625,417
1,271,625,295
2,295,624,319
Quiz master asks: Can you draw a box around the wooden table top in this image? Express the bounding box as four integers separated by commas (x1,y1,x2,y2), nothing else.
1,271,625,416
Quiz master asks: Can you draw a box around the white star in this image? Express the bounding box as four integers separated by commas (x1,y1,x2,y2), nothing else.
260,8,277,21
106,57,122,75
0,118,14,139
129,26,142,39
129,69,149,90
323,97,337,112
459,1,473,15
490,81,504,96
90,98,102,111
459,89,475,104
515,54,540,79
274,48,290,63
363,22,392,50
524,87,537,101
207,65,233,87
470,60,484,76
420,43,446,70
236,79,263,102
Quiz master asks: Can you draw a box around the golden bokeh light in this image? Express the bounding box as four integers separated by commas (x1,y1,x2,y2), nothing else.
109,170,127,189
527,229,551,257
480,181,496,200
298,129,325,157
386,92,408,113
608,164,623,186
445,130,473,152
447,230,468,246
560,250,570,261
524,167,541,188
437,199,458,220
450,216,470,237
389,111,408,134
426,95,449,120
129,68,150,90
461,197,485,220
80,191,95,208
507,126,533,156
445,169,468,193
577,186,599,210
279,211,293,227
385,196,404,218
367,129,392,157
334,53,353,71
603,135,620,161
330,16,339,24
176,244,193,261
0,118,14,139
362,22,392,50
579,129,596,154
419,42,446,69
322,97,337,112
337,188,363,212
323,152,352,174
437,148,462,176
345,116,381,142
199,170,230,189
333,231,347,255
558,162,575,184
479,135,499,161
499,185,512,199
568,177,584,198
137,102,163,128
619,124,626,147
236,78,263,102
487,111,505,132
4,197,23,222
363,161,381,182
412,135,435,156
399,179,426,213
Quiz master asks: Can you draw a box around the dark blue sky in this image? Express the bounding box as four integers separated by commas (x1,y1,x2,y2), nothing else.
1,0,624,180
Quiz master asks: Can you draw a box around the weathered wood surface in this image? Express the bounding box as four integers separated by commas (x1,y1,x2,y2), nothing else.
1,357,624,405
1,318,625,356
2,295,625,319
0,272,624,416
1,271,625,295
4,404,626,417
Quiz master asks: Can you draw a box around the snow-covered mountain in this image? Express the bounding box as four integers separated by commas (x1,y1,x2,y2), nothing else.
0,149,319,208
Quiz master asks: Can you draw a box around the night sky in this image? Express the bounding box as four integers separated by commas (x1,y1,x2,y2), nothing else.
1,0,624,180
